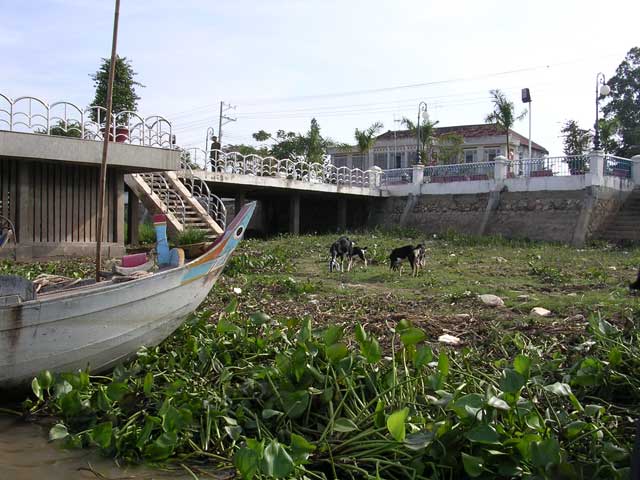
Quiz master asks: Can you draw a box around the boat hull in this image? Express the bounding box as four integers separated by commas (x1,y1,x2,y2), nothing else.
0,202,255,387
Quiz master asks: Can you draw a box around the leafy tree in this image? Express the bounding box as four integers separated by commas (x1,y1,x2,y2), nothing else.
89,55,144,122
561,120,592,156
354,121,383,157
401,116,439,164
602,47,640,156
561,120,591,174
226,144,270,156
251,118,330,162
597,117,621,155
37,120,82,138
485,89,526,159
437,132,464,164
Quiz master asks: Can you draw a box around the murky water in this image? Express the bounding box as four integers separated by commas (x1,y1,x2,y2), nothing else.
0,415,191,480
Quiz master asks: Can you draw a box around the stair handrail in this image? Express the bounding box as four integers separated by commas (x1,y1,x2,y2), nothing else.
177,151,227,229
141,172,186,225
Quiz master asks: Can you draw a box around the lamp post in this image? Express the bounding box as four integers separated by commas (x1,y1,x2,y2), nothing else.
593,72,611,151
416,101,427,164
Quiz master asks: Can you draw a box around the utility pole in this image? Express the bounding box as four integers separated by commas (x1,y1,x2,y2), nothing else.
218,101,236,147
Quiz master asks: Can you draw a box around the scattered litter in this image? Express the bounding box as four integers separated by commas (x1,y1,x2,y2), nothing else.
564,314,585,323
478,294,504,307
455,313,471,320
531,307,552,317
495,256,508,263
233,287,242,294
517,294,530,301
608,266,617,270
438,334,462,345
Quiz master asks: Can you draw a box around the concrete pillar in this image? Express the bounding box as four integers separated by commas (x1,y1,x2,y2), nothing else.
17,162,33,244
412,164,424,185
289,194,300,235
589,150,604,186
337,198,347,232
631,155,640,185
115,172,125,245
494,155,508,182
128,187,140,245
235,191,246,216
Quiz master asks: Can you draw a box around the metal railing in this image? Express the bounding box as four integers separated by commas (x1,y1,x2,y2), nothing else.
381,168,413,185
604,155,632,179
513,156,589,177
139,172,186,224
178,149,227,229
0,93,173,148
424,162,495,183
202,150,382,188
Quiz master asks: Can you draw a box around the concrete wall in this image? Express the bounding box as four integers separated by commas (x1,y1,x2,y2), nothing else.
369,186,628,244
0,131,178,172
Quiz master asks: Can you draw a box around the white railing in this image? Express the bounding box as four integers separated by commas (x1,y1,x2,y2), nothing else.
604,155,632,179
0,93,173,149
178,149,227,229
424,161,495,183
204,150,382,188
139,172,186,224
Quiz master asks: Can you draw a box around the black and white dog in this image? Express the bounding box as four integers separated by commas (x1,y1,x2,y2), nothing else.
389,244,425,276
347,246,368,271
329,236,354,272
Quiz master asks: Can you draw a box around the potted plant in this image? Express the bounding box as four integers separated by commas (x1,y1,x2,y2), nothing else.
175,228,210,259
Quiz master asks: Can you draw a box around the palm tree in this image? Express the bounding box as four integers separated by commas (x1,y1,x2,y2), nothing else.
354,122,384,165
401,116,439,164
485,89,526,159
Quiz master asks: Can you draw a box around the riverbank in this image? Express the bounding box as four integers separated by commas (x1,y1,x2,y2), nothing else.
2,231,639,478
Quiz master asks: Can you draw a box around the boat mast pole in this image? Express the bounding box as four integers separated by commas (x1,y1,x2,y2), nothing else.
96,0,121,282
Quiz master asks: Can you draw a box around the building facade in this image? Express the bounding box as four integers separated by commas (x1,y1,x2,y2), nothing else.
328,123,548,171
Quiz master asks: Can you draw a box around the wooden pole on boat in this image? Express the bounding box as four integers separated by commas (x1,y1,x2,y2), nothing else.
96,0,121,282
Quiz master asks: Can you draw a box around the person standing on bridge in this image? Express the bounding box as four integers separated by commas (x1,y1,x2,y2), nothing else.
209,135,221,171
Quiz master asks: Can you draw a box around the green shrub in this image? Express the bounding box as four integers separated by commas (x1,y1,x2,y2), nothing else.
176,228,207,246
138,223,156,245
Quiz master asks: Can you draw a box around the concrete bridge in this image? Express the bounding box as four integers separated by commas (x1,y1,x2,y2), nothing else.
3,92,640,260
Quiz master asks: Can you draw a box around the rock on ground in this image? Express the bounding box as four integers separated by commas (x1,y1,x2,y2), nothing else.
478,294,504,307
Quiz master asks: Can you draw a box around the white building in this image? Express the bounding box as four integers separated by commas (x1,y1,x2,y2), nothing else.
328,123,548,170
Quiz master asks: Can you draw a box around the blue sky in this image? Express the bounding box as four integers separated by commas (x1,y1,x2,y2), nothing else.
1,0,638,155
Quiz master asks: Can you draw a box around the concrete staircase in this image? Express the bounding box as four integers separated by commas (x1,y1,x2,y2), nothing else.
125,172,225,241
598,187,640,243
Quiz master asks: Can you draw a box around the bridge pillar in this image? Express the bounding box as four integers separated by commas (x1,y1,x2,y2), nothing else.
289,194,301,235
127,186,140,245
235,191,246,216
338,198,347,232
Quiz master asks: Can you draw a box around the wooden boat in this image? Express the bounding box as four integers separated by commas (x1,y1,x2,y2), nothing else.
0,202,256,388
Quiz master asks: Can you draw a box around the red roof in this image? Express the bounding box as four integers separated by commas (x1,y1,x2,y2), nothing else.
376,123,548,153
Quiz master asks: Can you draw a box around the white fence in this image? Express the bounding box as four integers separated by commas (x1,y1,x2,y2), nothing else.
0,93,173,148
424,161,495,183
604,155,632,179
181,149,383,189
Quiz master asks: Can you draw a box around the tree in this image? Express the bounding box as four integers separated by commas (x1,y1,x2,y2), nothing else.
401,116,439,164
89,55,144,122
253,119,331,162
354,121,383,158
602,47,640,156
485,89,526,159
437,132,464,164
305,118,326,164
561,120,592,174
226,144,269,156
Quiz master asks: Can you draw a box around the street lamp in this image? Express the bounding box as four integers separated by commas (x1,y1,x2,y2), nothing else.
593,72,611,151
416,101,427,164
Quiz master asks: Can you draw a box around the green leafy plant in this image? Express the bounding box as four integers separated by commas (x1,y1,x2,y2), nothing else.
138,223,156,245
176,228,207,246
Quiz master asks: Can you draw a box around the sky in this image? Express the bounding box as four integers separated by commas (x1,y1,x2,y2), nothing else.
1,0,639,156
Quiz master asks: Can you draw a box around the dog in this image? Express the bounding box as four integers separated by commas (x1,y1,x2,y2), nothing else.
347,246,368,271
629,268,640,291
329,236,354,272
389,244,425,276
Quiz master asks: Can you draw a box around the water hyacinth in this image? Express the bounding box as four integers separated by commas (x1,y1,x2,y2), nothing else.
26,303,634,479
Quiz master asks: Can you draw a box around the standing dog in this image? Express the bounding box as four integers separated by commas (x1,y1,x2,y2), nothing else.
329,236,354,272
389,244,425,276
347,246,368,271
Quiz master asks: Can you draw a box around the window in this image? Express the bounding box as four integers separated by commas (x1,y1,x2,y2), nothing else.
333,155,348,168
351,154,365,170
464,149,477,163
374,152,387,169
407,151,418,165
393,152,403,169
484,148,501,162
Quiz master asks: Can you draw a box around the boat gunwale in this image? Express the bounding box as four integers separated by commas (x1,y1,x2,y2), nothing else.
0,202,255,309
